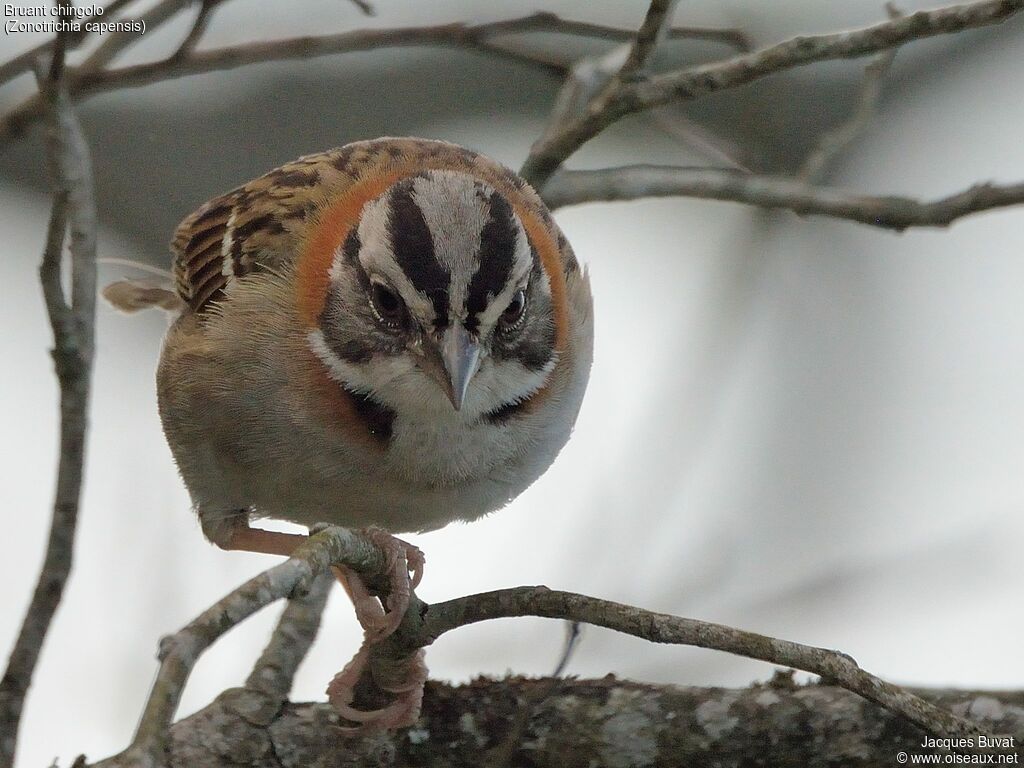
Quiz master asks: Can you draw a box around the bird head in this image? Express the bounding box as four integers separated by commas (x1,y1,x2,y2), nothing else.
305,169,561,421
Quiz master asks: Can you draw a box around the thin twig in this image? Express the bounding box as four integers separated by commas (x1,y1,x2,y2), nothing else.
346,0,375,16
551,621,583,677
620,0,681,78
533,0,682,159
97,257,174,280
81,18,570,87
542,165,1024,230
521,0,1024,187
533,43,628,148
0,29,97,768
664,23,751,51
0,0,137,89
798,2,903,181
0,16,558,138
450,13,750,51
647,107,753,171
536,0,751,181
169,0,221,61
80,0,193,71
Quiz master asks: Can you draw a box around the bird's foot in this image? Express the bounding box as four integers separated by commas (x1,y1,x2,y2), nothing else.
336,527,424,641
326,528,427,731
326,643,427,732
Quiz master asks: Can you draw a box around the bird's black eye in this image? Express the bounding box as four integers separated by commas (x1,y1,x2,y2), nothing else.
369,281,406,328
498,288,527,330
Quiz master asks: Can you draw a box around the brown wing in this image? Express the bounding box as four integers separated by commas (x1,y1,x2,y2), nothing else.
171,150,339,312
170,138,577,313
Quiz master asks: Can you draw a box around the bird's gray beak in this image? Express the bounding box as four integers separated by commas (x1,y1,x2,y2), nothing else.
438,323,481,411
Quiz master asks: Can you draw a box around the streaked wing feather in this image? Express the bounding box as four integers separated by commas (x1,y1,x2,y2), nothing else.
171,197,234,311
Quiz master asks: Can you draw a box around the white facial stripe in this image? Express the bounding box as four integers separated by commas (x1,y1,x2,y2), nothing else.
309,328,416,396
308,328,356,387
473,352,557,406
410,170,490,317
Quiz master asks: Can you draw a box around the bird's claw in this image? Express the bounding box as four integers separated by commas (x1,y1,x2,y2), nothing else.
327,645,427,732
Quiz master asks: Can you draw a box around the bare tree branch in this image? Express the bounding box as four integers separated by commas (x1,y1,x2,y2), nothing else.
620,0,681,78
543,165,1024,230
0,26,97,768
168,0,221,61
647,105,754,171
382,586,989,743
542,16,750,50
79,0,193,72
798,2,903,182
80,18,569,86
245,570,332,703
0,12,752,141
533,44,627,150
532,0,932,210
521,0,1024,187
0,0,137,89
532,3,748,175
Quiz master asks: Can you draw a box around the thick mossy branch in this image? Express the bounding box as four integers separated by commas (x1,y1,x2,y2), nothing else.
89,678,1024,768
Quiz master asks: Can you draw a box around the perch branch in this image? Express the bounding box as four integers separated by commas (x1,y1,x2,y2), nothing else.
521,0,1024,187
386,587,990,742
104,528,382,768
245,569,333,702
0,28,97,768
102,526,993,766
543,165,1024,230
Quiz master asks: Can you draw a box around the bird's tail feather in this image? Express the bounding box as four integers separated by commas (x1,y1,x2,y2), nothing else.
102,279,184,313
